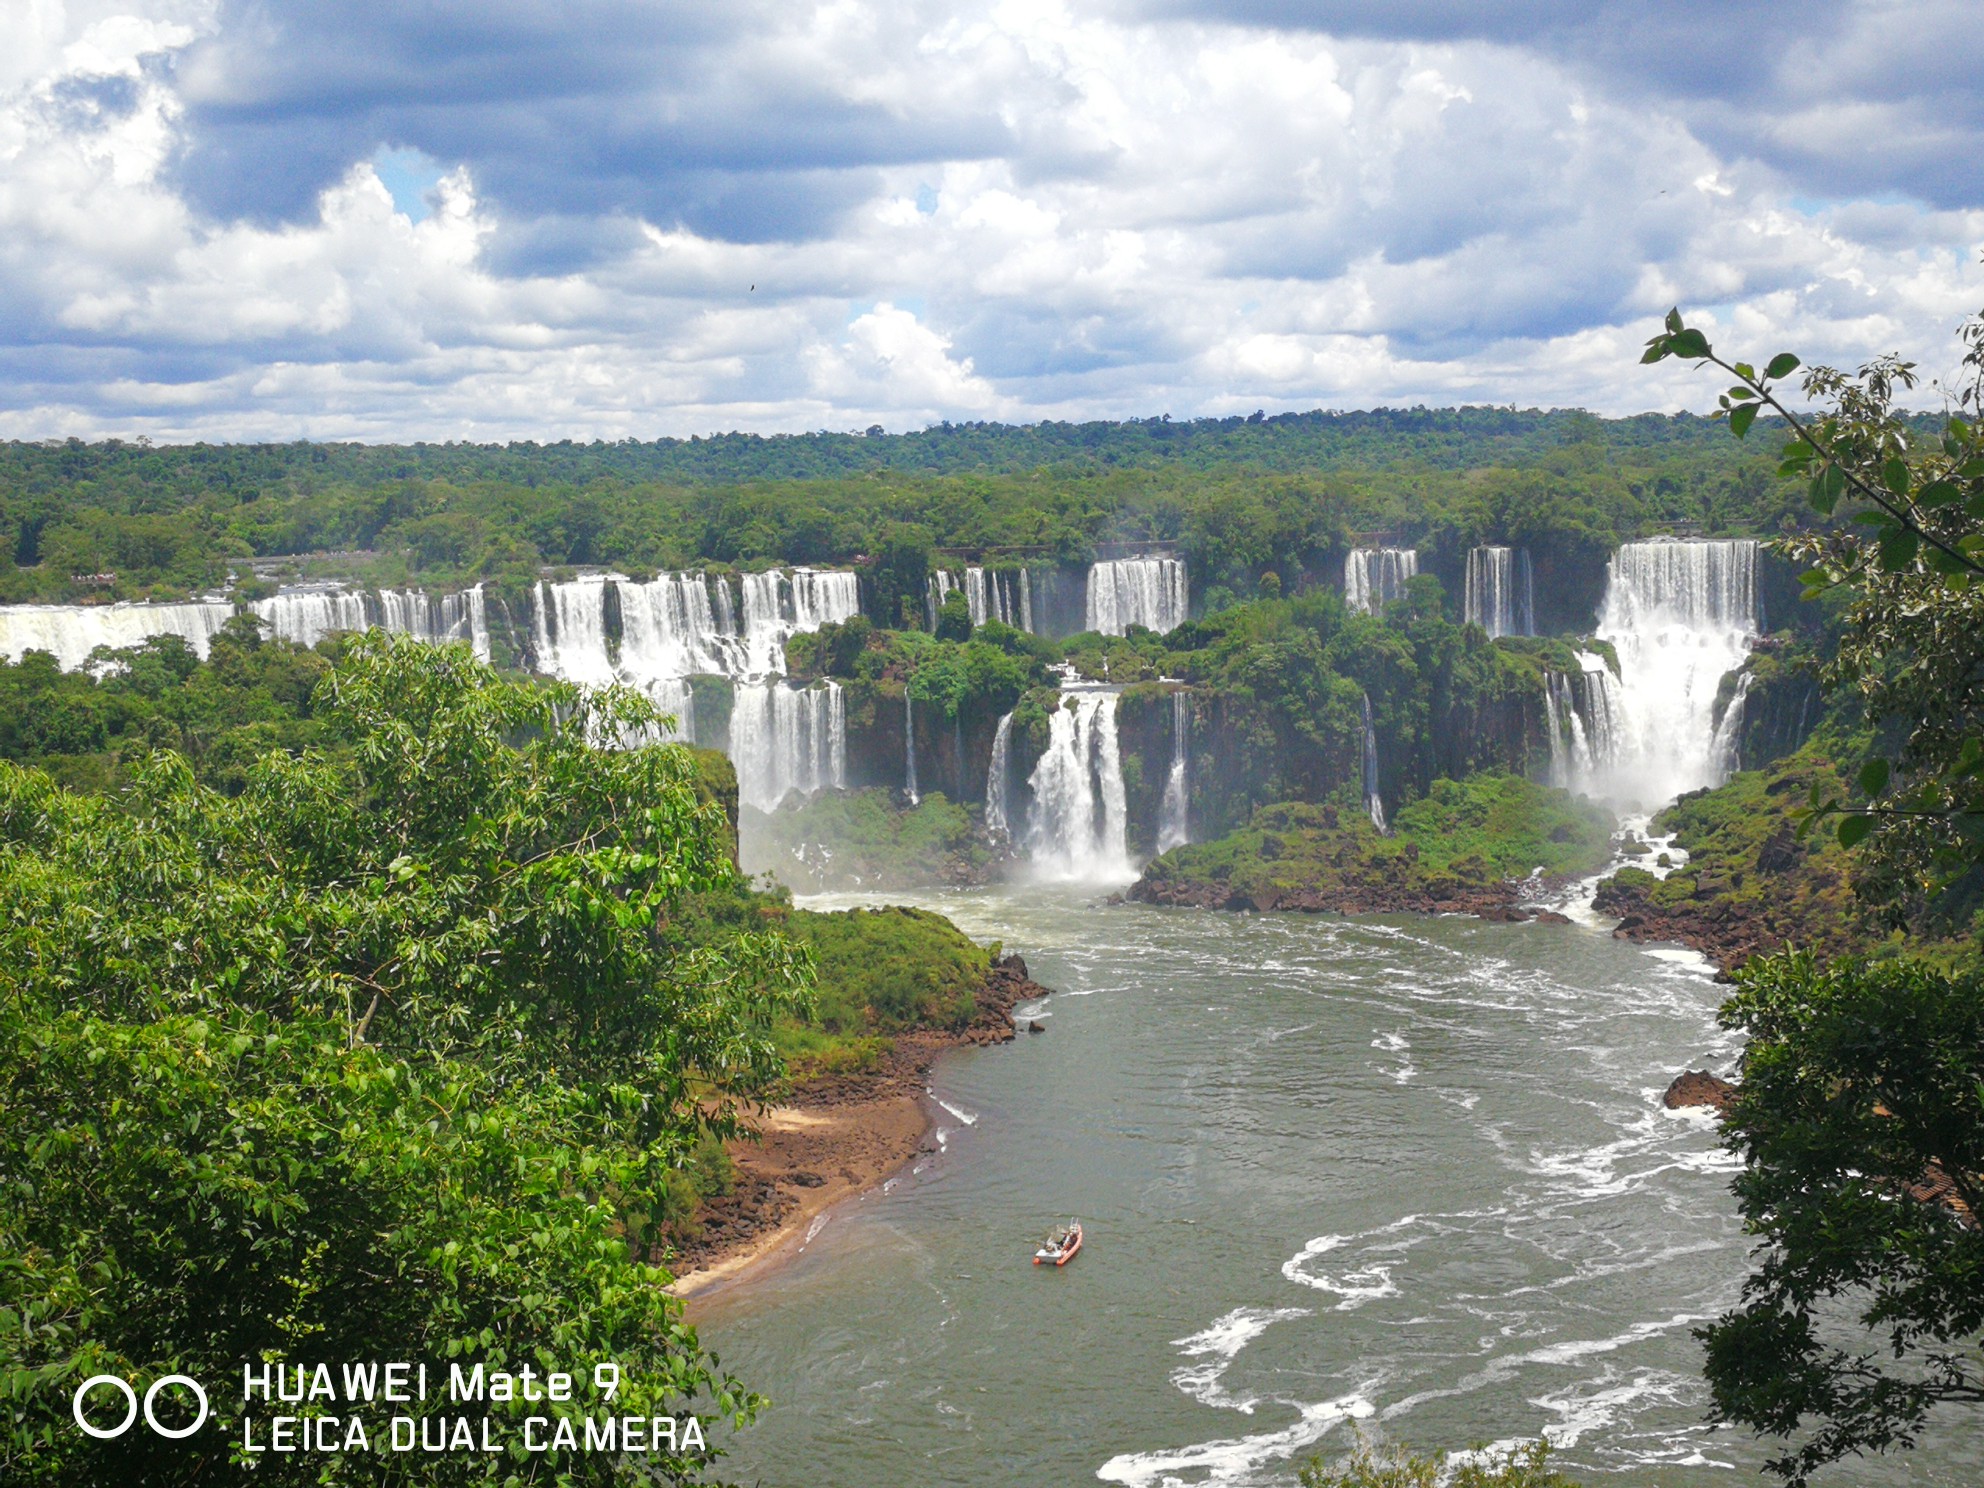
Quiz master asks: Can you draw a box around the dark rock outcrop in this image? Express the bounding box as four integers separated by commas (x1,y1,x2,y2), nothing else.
1663,1069,1737,1114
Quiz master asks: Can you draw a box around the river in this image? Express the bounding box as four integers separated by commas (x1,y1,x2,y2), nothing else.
701,887,1978,1488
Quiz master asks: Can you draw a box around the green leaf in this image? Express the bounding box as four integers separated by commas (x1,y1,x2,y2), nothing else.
1858,758,1890,797
1882,456,1911,494
1733,364,1756,383
1670,328,1712,360
1918,479,1961,508
1837,814,1874,848
1730,402,1759,438
1765,352,1800,380
1878,527,1920,570
1665,307,1684,333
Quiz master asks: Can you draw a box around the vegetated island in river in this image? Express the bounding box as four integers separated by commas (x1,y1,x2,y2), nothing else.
1130,774,1613,921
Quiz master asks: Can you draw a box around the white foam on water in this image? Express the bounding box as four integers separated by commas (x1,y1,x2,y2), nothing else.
933,1096,979,1126
802,1214,830,1245
1532,1366,1697,1448
1281,1234,1404,1310
1170,1306,1311,1413
1096,1392,1376,1488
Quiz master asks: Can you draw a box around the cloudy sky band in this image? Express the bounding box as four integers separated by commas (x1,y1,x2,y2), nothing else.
3,0,1981,440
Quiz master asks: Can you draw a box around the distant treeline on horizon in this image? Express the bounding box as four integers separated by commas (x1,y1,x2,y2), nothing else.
0,404,1863,613
9,406,1778,487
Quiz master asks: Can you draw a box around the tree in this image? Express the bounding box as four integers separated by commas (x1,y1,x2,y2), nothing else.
1642,307,1984,929
1704,954,1984,1486
934,587,973,642
0,635,812,1485
1647,306,1984,1482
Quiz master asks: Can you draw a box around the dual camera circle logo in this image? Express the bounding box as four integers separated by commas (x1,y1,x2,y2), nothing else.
72,1374,210,1439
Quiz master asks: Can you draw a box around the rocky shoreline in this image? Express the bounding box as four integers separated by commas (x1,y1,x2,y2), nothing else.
667,954,1049,1294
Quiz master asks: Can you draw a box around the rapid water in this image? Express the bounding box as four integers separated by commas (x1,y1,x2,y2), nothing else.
700,888,1979,1488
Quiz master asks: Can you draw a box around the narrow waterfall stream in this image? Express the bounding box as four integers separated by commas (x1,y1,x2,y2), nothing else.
1156,690,1190,853
1462,545,1533,637
1359,691,1387,831
984,711,1015,840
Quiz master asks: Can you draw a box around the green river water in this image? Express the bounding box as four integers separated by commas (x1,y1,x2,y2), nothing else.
702,888,1978,1488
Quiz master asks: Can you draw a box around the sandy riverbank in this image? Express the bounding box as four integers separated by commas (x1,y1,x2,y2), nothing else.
666,954,1049,1302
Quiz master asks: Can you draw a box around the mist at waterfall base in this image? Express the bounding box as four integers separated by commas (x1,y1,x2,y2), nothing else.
701,889,1978,1488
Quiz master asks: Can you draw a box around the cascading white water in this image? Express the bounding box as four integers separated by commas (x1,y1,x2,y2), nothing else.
1344,549,1418,616
927,570,958,629
613,574,750,679
526,567,858,797
985,711,1015,840
1025,690,1130,881
0,585,493,670
1360,691,1387,832
904,689,920,805
1463,546,1533,638
1156,690,1190,853
0,599,236,669
1085,558,1188,636
254,586,490,659
732,681,845,812
1588,539,1759,808
1544,655,1625,793
1708,670,1754,779
964,567,1030,629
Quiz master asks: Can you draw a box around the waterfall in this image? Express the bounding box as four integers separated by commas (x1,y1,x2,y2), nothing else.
904,689,920,805
4,567,859,806
1344,549,1418,616
985,711,1015,839
0,599,236,669
1588,538,1759,807
731,681,845,812
1544,656,1624,793
1708,669,1754,778
1156,690,1190,853
1025,690,1130,881
1360,691,1387,832
254,586,491,659
527,565,856,772
933,566,1032,630
613,573,751,680
0,585,492,671
1463,547,1533,637
1085,557,1188,636
927,569,957,629
966,567,1030,629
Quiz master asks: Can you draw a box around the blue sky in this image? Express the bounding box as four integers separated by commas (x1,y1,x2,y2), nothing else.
3,0,1981,440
